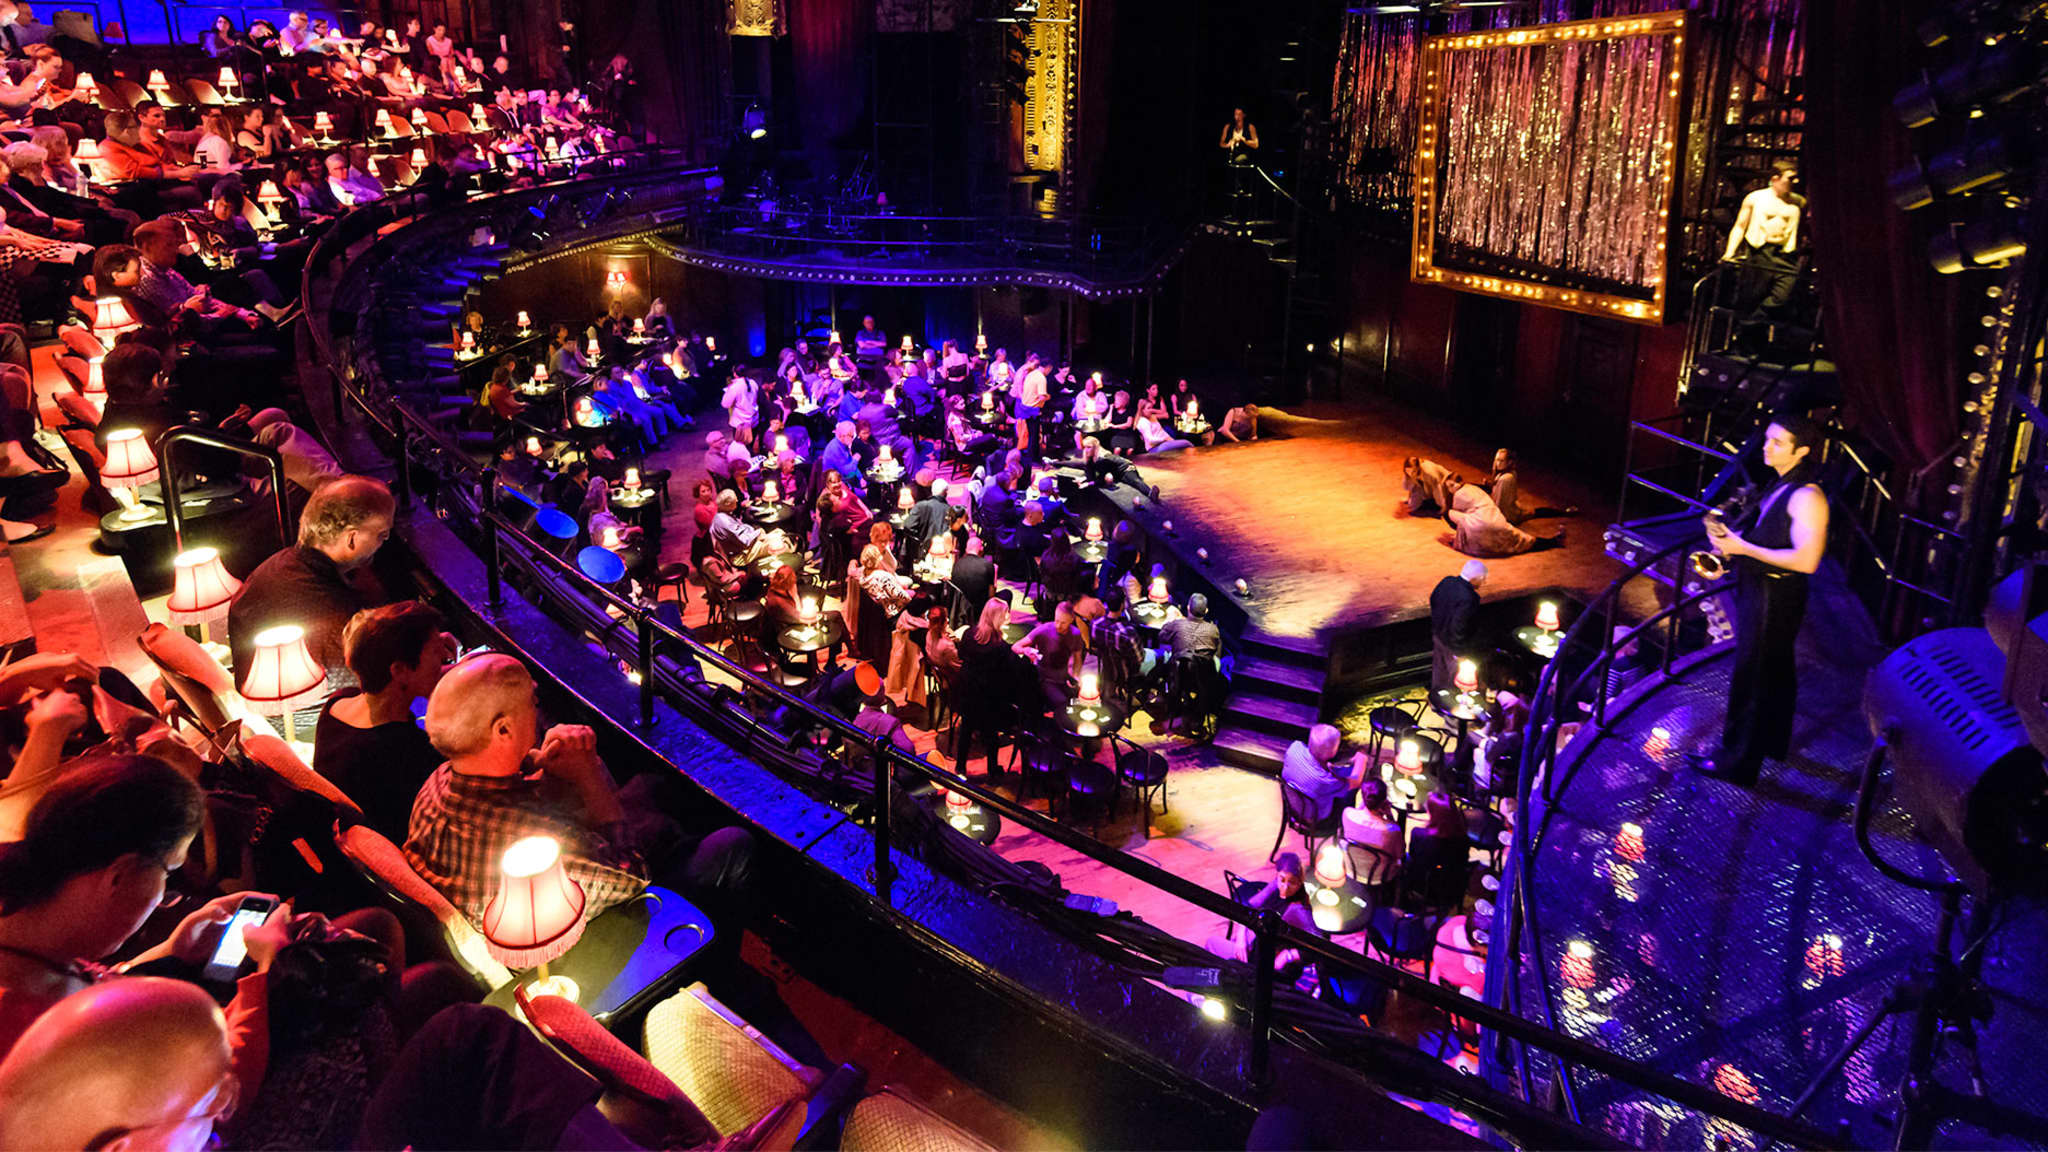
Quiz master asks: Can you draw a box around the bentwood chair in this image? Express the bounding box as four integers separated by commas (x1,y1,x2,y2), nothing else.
1271,781,1343,863
1110,730,1169,838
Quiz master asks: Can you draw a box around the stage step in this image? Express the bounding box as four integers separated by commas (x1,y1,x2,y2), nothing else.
1233,654,1323,705
1213,724,1291,776
1220,693,1318,738
1239,628,1327,672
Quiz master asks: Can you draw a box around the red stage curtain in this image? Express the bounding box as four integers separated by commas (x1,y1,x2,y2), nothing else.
1804,0,1960,472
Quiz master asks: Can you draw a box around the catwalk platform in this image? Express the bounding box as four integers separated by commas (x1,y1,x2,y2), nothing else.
1100,401,1629,644
1513,590,2048,1149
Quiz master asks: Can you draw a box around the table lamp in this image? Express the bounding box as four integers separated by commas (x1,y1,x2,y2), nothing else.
100,428,159,522
632,317,645,336
531,363,548,384
484,835,587,1000
898,486,913,512
900,334,913,352
525,435,543,456
761,479,778,503
82,355,106,408
623,467,640,490
980,390,993,411
574,397,597,426
877,444,893,465
1187,398,1200,422
459,330,475,355
238,624,328,742
800,596,819,625
829,328,841,345
455,66,470,89
409,146,428,173
601,525,622,550
706,336,718,353
773,432,789,455
1314,844,1348,886
1455,658,1480,695
1536,601,1561,633
410,107,428,129
374,108,394,137
517,310,532,332
975,333,987,353
585,336,600,359
255,180,285,221
217,66,238,95
313,110,334,141
1076,670,1100,704
72,136,99,182
146,69,169,96
90,296,138,340
73,72,96,103
166,547,240,639
1396,737,1423,774
1149,575,1169,604
471,102,489,126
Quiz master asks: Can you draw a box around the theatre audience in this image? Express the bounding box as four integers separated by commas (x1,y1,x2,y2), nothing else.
1282,723,1370,822
1341,780,1405,880
1155,592,1222,668
313,603,454,839
228,475,394,689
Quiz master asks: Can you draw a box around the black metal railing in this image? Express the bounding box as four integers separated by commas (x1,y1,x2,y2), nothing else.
302,160,1837,1150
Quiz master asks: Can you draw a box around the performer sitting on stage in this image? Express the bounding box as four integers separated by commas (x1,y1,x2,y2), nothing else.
1402,455,1451,516
1485,449,1576,524
1442,474,1563,556
1688,414,1829,787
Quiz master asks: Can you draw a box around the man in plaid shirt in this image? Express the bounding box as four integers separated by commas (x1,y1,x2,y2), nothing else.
405,653,647,922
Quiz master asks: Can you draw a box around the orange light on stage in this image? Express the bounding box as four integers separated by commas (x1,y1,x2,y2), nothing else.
482,836,587,970
166,547,240,626
1536,601,1561,632
238,624,328,741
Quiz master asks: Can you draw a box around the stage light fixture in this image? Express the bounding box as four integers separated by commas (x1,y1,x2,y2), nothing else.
1928,206,2028,274
741,103,768,140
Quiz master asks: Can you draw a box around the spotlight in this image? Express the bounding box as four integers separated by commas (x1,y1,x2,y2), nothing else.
1894,41,2044,129
741,102,768,140
1928,206,2028,274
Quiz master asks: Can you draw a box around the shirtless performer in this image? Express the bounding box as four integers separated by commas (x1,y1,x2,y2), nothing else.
1723,160,1803,322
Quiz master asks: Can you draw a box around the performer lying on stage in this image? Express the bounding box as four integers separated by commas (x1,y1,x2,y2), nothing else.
1062,437,1162,502
1403,455,1451,515
1443,474,1563,556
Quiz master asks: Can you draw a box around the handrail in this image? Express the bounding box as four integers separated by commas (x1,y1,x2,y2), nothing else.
158,424,289,554
304,161,1839,1149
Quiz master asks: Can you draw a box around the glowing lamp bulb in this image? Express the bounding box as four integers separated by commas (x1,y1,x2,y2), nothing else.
1078,671,1100,703
1163,519,1174,533
623,467,640,489
1149,576,1169,604
517,310,531,330
1562,940,1596,989
1615,822,1645,862
1455,658,1479,694
632,317,645,335
1396,738,1422,773
525,436,541,455
1196,547,1209,561
1315,844,1348,885
1536,601,1561,632
1085,517,1103,542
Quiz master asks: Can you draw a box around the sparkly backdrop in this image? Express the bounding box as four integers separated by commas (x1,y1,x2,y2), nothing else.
1429,26,1682,301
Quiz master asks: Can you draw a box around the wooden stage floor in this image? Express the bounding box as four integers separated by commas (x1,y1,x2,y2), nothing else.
1118,401,1629,641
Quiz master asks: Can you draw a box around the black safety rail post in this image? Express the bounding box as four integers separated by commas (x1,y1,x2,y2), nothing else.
635,612,655,727
1248,906,1279,1088
479,467,502,612
393,426,413,511
871,736,896,904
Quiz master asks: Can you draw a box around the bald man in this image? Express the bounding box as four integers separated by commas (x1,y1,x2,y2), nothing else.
1430,559,1486,693
0,977,233,1152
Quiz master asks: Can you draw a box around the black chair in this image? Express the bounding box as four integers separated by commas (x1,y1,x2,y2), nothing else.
1364,701,1420,769
1271,781,1342,863
1066,755,1117,836
1010,729,1075,813
1366,905,1438,979
1164,655,1222,740
1110,731,1169,839
1343,839,1402,909
1456,794,1507,872
1319,963,1391,1023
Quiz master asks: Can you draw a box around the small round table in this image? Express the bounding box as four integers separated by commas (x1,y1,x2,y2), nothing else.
1512,626,1565,662
870,461,906,487
1131,600,1175,633
922,782,1001,845
777,615,845,661
1175,419,1212,440
1429,687,1492,790
1303,868,1373,935
970,406,1008,432
1058,698,1125,740
1076,540,1108,565
744,500,800,530
751,551,805,578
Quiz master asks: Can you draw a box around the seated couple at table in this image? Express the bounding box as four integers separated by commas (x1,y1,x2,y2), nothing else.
708,490,795,566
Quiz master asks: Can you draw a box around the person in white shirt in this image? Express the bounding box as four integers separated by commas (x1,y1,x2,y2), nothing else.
321,151,383,206
1340,780,1405,885
721,367,759,446
1011,352,1047,452
1134,414,1195,454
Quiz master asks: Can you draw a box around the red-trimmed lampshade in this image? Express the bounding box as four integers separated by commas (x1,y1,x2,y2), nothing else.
83,355,106,398
146,69,169,90
900,334,913,351
314,110,334,134
167,547,240,624
74,136,100,161
409,146,427,170
1455,658,1480,694
517,310,531,330
90,296,137,338
218,66,237,89
237,624,328,714
73,72,96,100
374,108,394,135
255,179,284,206
100,428,158,489
410,108,427,128
1536,601,1561,632
482,835,587,968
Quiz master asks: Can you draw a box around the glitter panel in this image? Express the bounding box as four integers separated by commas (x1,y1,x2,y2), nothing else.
1413,14,1686,324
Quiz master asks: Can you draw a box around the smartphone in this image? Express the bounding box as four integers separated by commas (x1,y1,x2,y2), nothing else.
202,895,279,984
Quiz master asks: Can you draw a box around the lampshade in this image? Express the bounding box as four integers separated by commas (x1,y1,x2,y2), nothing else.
1085,517,1103,542
517,310,531,330
410,108,427,128
482,835,587,968
314,110,334,134
545,134,559,157
773,433,788,454
706,336,717,352
876,443,892,463
83,355,105,398
623,467,641,489
531,363,548,383
409,146,427,170
100,428,158,488
829,329,841,344
900,334,913,351
761,479,778,503
237,624,328,714
255,179,284,206
585,337,599,357
73,72,96,99
471,102,488,124
90,296,137,338
1149,576,1169,604
218,66,237,89
459,330,475,350
525,435,542,455
1536,601,1561,632
147,68,168,89
1455,658,1480,694
74,137,100,161
166,547,240,624
898,486,913,511
1315,844,1348,885
374,108,394,135
975,333,987,351
632,317,645,335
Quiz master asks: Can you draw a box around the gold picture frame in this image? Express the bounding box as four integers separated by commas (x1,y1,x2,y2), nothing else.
1411,11,1687,325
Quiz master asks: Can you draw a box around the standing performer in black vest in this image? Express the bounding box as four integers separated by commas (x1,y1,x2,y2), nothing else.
1689,414,1829,787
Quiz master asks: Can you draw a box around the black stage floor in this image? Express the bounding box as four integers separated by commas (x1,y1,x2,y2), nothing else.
1512,594,2048,1148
